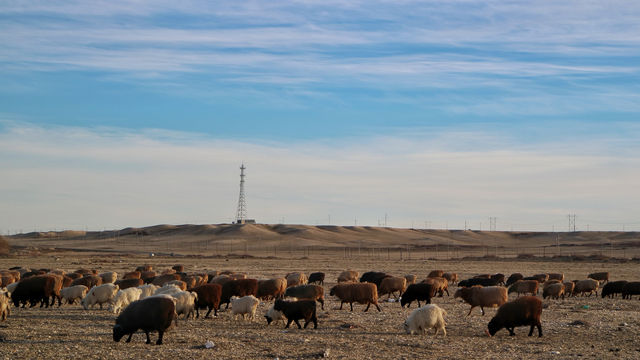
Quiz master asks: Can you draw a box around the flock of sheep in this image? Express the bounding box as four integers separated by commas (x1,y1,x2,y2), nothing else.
1,265,639,346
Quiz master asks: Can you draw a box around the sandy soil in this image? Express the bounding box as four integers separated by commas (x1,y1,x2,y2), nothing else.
1,252,639,360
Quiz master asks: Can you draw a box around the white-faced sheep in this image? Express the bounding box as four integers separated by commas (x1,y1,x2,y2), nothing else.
82,283,119,310
329,283,381,312
337,270,359,283
110,287,143,314
231,295,260,321
378,276,407,300
404,304,447,336
60,285,89,305
454,286,508,316
137,284,159,299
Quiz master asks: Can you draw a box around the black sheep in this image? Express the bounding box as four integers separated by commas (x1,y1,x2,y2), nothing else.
400,283,435,308
359,271,390,288
11,275,54,308
113,296,177,345
622,281,640,300
308,272,325,285
601,280,628,298
458,278,500,287
273,299,318,329
505,273,524,287
486,296,542,337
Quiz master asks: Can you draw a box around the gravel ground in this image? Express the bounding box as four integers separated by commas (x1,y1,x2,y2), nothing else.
1,253,639,359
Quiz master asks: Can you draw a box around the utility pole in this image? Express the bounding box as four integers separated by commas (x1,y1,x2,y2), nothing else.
235,163,247,224
567,214,576,232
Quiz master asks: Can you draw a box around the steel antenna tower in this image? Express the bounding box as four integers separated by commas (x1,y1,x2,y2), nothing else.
235,163,247,224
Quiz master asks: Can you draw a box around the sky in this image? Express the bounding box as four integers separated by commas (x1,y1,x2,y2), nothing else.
1,1,639,232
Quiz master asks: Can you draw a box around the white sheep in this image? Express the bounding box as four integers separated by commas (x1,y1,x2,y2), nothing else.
404,304,447,336
264,304,286,326
109,287,142,314
154,284,183,296
99,271,118,284
60,285,89,305
169,291,198,319
81,283,119,310
231,295,260,321
137,284,159,299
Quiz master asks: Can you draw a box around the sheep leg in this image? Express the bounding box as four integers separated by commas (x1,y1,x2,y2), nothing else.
285,319,292,328
481,306,485,316
364,303,370,312
294,319,302,329
145,331,151,344
508,327,515,336
445,289,449,296
466,306,474,316
318,298,324,310
204,307,213,318
350,302,354,311
156,331,164,345
125,333,133,343
374,302,381,312
339,301,344,310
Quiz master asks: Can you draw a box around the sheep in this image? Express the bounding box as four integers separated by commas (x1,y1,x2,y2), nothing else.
0,291,10,321
99,271,118,284
442,272,458,285
308,272,325,285
220,279,259,309
5,282,19,296
137,284,159,299
140,271,157,282
285,272,308,288
172,265,184,273
71,275,102,289
621,281,640,300
209,275,232,286
228,273,247,280
573,279,599,297
181,276,197,290
154,284,183,296
82,283,119,310
66,272,82,280
359,271,390,288
164,280,187,291
192,283,222,318
542,283,565,300
123,271,141,279
231,295,260,320
490,274,506,286
169,290,198,319
427,270,444,278
486,296,543,337
547,273,564,282
273,299,318,329
60,285,89,305
508,280,539,297
284,284,325,310
337,270,359,283
454,286,508,316
404,274,417,285
403,304,447,336
114,278,144,290
530,274,549,283
505,273,524,287
400,283,435,308
264,304,286,326
588,272,609,284
110,287,143,314
422,277,449,297
113,295,176,345
458,278,500,288
45,274,64,306
601,280,628,298
379,276,407,300
1,274,15,288
135,265,153,272
151,274,181,287
330,282,381,312
11,275,56,308
563,282,575,297
257,278,287,301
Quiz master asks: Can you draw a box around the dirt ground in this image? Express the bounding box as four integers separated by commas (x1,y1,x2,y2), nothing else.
1,252,639,359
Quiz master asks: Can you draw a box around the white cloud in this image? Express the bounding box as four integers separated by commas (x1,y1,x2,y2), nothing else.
1,122,638,232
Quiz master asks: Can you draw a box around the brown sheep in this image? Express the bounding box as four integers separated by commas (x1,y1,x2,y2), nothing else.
140,271,157,282
164,280,187,291
285,272,308,288
135,265,153,272
284,284,325,309
151,274,181,287
422,277,449,297
427,270,444,278
486,296,542,337
71,275,102,289
588,272,609,284
404,274,417,285
508,280,539,297
115,278,144,290
378,276,407,300
192,284,222,318
547,273,564,282
209,275,233,286
123,271,141,280
220,279,259,308
542,282,565,300
337,270,359,283
442,272,458,285
563,282,575,297
573,279,599,297
454,286,508,316
329,283,380,312
172,265,184,273
257,278,287,301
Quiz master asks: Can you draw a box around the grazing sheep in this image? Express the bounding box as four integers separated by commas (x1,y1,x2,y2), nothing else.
330,283,381,312
257,278,287,301
601,280,628,298
11,275,56,308
403,304,447,336
404,274,417,285
379,276,407,300
220,279,259,309
284,284,325,310
486,296,543,337
110,287,143,314
588,272,609,284
508,280,539,297
427,270,444,278
458,278,500,288
264,304,286,326
60,285,89,305
542,283,565,300
505,273,524,287
113,296,176,345
273,299,318,329
337,270,359,283
547,273,564,282
621,281,640,300
442,273,458,285
0,291,10,321
285,272,308,288
422,277,449,297
359,271,390,288
231,295,260,320
308,272,325,285
192,284,222,318
563,282,575,297
82,283,119,310
114,278,144,290
400,283,436,308
99,271,118,284
169,290,198,319
137,284,159,299
454,286,508,316
573,279,599,297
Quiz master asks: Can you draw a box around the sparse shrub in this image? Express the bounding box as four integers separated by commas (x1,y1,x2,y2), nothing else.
516,253,535,259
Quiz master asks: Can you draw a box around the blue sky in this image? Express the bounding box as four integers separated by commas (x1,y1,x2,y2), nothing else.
1,1,639,232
